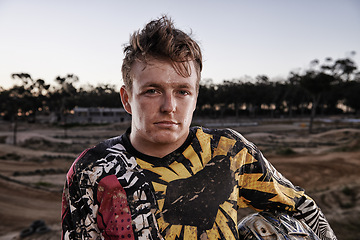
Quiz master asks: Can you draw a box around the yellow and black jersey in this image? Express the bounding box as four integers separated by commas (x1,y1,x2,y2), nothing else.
62,126,336,240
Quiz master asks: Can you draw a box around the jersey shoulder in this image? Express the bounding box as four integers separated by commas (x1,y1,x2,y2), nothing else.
194,126,254,145
192,126,259,157
72,135,127,173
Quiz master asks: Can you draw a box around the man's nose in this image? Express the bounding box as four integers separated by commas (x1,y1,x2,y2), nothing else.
160,93,176,113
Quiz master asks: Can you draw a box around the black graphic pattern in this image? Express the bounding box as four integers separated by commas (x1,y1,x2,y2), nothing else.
62,127,337,240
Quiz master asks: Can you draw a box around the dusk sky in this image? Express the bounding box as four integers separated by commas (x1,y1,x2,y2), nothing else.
0,0,359,90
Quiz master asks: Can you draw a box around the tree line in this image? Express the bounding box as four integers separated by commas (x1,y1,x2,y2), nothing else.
1,55,359,134
198,56,360,132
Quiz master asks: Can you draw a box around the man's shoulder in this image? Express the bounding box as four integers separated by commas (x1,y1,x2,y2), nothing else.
192,126,257,152
192,126,246,141
72,135,129,171
65,134,141,188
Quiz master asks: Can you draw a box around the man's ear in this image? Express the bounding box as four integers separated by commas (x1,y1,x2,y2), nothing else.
120,85,132,114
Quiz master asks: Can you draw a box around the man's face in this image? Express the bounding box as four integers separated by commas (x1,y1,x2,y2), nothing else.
120,59,198,156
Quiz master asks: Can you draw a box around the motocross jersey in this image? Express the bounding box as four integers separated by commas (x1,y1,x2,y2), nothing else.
61,126,336,240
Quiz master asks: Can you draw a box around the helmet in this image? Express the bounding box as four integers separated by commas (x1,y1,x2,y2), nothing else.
238,211,320,240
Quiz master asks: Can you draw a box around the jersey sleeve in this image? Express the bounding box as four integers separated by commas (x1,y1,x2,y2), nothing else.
61,144,140,240
61,150,102,239
234,132,337,240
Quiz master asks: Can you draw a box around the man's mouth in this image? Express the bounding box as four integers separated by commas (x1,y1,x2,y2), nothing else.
155,121,179,128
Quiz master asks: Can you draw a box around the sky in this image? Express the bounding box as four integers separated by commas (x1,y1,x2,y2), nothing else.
0,0,359,90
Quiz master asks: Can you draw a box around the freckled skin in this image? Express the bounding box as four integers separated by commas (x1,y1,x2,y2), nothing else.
120,59,198,158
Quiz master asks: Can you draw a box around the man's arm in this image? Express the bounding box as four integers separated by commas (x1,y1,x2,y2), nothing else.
233,130,337,240
262,152,336,240
61,152,102,239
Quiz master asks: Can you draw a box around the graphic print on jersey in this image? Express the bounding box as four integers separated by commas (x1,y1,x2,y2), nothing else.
163,154,234,230
136,128,241,239
62,127,337,240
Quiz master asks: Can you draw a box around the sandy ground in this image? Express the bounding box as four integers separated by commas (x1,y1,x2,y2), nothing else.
0,119,359,239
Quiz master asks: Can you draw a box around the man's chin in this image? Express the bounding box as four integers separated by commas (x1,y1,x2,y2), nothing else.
152,132,187,145
153,136,180,145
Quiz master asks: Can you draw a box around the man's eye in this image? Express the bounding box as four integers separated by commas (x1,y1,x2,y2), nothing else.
178,90,190,95
145,89,157,94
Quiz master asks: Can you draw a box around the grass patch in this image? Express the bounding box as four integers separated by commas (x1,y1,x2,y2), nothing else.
0,136,7,143
342,186,355,196
34,181,54,188
334,145,360,152
0,153,22,161
334,138,360,152
275,147,297,155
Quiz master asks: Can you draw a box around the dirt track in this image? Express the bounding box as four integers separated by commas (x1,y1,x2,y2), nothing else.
0,177,61,236
0,120,359,239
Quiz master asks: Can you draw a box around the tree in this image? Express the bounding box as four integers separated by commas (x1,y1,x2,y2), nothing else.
218,79,243,118
6,73,50,144
11,73,50,122
299,70,336,133
284,73,302,117
255,75,282,117
332,58,357,81
342,79,360,115
77,84,122,108
320,57,357,81
53,74,79,137
197,79,217,117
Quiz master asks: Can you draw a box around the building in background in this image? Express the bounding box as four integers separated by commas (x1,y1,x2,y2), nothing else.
70,107,130,124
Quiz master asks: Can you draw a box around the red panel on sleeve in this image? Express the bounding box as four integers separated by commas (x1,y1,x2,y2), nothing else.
97,175,135,240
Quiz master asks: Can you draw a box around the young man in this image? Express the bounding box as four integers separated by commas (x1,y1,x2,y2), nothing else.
61,16,337,240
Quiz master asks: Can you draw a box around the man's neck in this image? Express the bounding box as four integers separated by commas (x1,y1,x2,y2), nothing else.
128,131,190,158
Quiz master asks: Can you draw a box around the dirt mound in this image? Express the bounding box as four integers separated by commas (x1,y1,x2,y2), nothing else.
0,223,61,240
310,183,360,240
312,128,360,140
270,151,360,191
0,177,61,236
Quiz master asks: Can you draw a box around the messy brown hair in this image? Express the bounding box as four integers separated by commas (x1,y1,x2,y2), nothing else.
121,15,203,92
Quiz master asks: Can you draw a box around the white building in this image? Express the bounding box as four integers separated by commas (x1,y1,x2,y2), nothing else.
70,107,130,124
